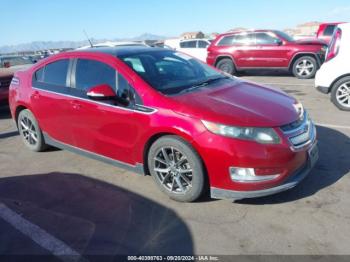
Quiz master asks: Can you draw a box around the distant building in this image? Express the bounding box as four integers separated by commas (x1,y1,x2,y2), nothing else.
228,27,248,32
181,31,205,39
285,21,321,38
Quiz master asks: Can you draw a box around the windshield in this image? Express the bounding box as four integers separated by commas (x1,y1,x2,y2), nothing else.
274,30,295,42
118,50,230,95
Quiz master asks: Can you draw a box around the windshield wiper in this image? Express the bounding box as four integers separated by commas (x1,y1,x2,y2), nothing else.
178,76,230,95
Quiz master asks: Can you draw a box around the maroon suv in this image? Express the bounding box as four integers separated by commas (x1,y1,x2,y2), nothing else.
207,30,327,79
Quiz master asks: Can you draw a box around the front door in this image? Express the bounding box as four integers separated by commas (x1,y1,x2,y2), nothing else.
67,58,143,165
252,32,290,67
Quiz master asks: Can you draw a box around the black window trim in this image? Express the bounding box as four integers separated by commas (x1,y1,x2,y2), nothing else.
32,58,73,94
71,57,144,107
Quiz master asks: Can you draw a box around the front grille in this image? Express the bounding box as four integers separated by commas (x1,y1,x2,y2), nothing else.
280,112,315,150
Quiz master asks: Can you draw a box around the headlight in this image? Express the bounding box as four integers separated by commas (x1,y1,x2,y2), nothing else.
201,120,281,144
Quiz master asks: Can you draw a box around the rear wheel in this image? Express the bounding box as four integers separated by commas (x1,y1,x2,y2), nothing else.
331,76,350,111
17,109,47,152
148,136,205,202
216,58,236,75
292,56,317,79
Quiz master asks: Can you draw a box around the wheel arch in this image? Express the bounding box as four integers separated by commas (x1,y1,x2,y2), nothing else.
214,55,236,67
329,74,350,92
142,132,209,185
14,104,29,126
288,53,320,71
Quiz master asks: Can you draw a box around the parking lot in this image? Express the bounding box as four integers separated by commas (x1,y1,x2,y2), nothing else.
0,72,349,258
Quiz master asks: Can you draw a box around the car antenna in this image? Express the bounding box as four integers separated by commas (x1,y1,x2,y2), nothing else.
83,30,94,48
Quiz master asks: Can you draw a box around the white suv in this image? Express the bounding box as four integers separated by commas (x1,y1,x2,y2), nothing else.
315,23,350,111
177,39,212,62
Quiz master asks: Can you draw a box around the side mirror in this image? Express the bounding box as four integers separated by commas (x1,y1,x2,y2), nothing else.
275,39,283,46
4,61,11,68
87,84,116,100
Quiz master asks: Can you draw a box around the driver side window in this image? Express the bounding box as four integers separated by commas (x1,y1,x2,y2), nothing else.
73,58,141,107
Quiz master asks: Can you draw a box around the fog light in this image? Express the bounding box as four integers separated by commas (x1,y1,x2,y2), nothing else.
229,167,280,182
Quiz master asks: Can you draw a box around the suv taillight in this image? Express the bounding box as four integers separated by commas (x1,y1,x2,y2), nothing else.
326,28,342,62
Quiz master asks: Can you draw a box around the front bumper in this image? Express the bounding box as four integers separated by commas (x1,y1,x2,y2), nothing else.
210,145,317,200
316,85,331,94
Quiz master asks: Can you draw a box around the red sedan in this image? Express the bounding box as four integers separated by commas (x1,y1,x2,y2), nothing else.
9,47,318,202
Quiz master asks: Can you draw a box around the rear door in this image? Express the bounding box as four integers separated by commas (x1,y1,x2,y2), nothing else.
230,33,258,68
31,59,74,144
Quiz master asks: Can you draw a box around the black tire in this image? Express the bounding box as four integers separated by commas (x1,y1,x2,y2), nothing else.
148,135,206,202
216,58,236,75
331,76,350,111
17,109,47,152
292,56,318,79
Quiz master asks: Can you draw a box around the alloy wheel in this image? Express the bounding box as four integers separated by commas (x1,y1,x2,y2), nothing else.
19,115,38,146
153,147,193,194
295,59,314,77
336,82,350,108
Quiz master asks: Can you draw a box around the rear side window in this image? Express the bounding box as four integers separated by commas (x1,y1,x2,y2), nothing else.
198,41,209,48
32,59,69,86
255,33,279,45
75,59,116,91
44,60,69,86
323,25,336,36
180,41,196,48
217,34,255,46
217,36,235,46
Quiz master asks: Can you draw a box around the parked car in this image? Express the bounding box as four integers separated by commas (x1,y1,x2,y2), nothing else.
207,30,327,79
9,47,318,202
0,56,34,104
315,23,350,111
77,41,148,50
176,39,213,62
316,22,344,44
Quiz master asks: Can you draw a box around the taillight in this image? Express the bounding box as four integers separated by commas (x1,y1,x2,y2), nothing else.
326,28,342,62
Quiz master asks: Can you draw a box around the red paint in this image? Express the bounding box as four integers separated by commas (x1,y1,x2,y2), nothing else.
9,49,315,193
317,22,344,44
207,29,326,69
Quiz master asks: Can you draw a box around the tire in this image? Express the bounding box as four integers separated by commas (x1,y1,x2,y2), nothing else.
17,109,47,152
331,76,350,111
292,56,318,79
148,135,206,202
216,58,236,75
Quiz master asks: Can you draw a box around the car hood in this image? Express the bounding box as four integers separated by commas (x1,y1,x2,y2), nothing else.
169,79,299,127
295,38,327,46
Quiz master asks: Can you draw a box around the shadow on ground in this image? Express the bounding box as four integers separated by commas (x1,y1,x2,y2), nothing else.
237,125,350,205
0,172,193,260
237,69,293,77
0,105,11,120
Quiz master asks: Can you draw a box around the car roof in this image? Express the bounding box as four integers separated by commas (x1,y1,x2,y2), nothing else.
73,46,169,57
218,29,277,37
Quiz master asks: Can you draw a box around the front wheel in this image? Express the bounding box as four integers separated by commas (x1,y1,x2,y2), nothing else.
216,58,236,75
292,56,317,79
148,136,206,202
331,76,350,111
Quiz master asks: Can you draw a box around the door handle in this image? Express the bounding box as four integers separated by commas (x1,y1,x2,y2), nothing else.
70,100,81,109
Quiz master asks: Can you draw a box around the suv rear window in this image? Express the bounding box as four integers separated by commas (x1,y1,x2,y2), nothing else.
180,41,197,48
324,25,336,36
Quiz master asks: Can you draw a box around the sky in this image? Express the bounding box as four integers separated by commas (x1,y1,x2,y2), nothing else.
2,0,350,46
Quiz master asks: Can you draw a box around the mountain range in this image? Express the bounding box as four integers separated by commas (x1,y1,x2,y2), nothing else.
0,33,168,54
